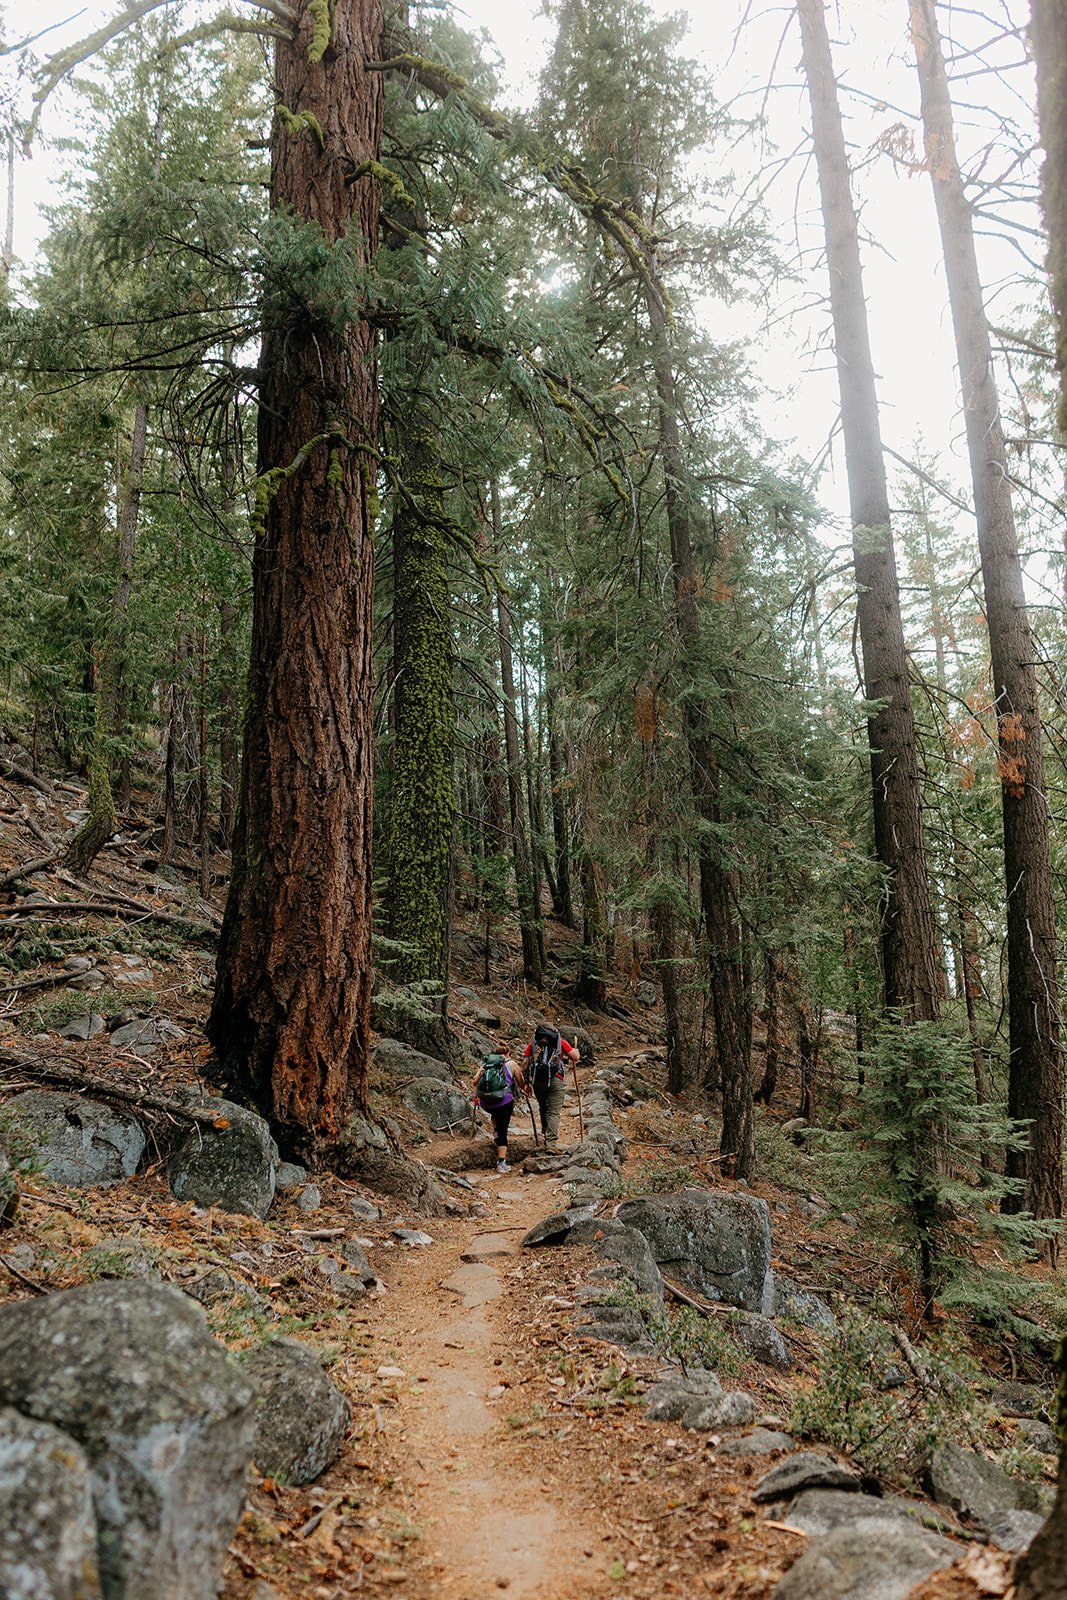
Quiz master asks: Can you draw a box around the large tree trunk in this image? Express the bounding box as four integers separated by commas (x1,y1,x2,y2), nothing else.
217,598,239,850
208,0,383,1164
911,0,1063,1232
797,0,942,1024
384,420,456,1060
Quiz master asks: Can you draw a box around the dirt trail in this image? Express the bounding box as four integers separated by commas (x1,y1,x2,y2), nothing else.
366,1101,611,1599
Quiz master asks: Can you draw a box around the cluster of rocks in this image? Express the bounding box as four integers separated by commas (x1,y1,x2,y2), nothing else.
523,1076,625,1200
0,1280,348,1599
523,1067,1057,1596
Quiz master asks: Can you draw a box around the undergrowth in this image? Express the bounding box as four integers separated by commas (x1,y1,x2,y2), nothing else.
790,1310,987,1486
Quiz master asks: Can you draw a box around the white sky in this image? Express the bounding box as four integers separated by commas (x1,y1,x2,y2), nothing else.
9,0,1049,539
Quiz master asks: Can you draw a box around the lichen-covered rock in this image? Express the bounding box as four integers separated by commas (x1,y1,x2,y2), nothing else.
0,1281,256,1600
643,1371,722,1422
0,1406,101,1600
336,1117,448,1215
243,1338,349,1486
983,1508,1046,1552
5,1091,145,1188
771,1277,838,1334
926,1440,1041,1526
681,1391,758,1431
615,1188,772,1311
730,1311,794,1371
753,1452,861,1503
572,1219,664,1305
167,1096,278,1219
0,1137,17,1227
372,1038,452,1083
772,1520,954,1599
402,1077,471,1131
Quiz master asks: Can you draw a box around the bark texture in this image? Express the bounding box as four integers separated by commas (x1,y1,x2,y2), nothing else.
911,0,1063,1228
208,0,383,1162
797,0,941,1023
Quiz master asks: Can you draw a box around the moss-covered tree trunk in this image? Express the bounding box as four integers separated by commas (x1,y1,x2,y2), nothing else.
208,0,383,1163
66,395,148,877
384,421,456,1060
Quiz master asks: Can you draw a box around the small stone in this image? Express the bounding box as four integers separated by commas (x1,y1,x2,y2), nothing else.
461,1234,515,1263
392,1229,432,1247
754,1452,861,1503
275,1162,308,1191
376,1366,405,1379
296,1185,322,1215
67,970,106,990
348,1196,381,1222
62,956,94,973
58,1013,106,1041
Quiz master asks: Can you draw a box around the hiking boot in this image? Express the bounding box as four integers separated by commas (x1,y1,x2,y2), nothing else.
496,1159,510,1174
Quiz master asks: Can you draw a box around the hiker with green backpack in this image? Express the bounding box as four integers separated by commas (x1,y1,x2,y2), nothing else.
472,1045,526,1174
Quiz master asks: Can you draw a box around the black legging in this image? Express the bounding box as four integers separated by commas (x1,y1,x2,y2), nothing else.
490,1101,515,1147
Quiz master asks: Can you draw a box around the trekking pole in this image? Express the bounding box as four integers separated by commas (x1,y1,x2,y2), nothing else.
525,1090,540,1147
571,1059,585,1142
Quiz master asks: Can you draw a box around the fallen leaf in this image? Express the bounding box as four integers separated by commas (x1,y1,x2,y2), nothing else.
956,1546,1012,1596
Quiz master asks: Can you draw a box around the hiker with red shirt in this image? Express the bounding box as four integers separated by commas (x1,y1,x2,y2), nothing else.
523,1022,580,1150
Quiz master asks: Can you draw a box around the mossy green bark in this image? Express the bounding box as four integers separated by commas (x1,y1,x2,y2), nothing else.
384,424,456,1028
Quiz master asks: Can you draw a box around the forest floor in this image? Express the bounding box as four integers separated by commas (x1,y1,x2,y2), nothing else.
0,761,1052,1600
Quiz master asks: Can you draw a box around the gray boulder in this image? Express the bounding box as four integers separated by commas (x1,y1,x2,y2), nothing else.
718,1428,795,1457
0,1138,17,1226
991,1381,1049,1420
576,1220,664,1305
616,1188,771,1311
771,1278,838,1334
373,1038,452,1083
243,1338,349,1485
731,1311,794,1371
0,1406,101,1600
5,1091,145,1187
0,1281,255,1600
167,1097,278,1220
926,1440,1039,1526
58,1014,106,1042
753,1452,861,1503
984,1509,1046,1552
275,1162,307,1191
1015,1418,1058,1455
347,1196,381,1222
559,1025,595,1065
643,1371,722,1422
773,1521,954,1599
402,1077,471,1131
682,1391,759,1431
184,1269,265,1311
335,1117,448,1215
785,1489,912,1537
522,1206,594,1248
575,1303,655,1356
108,1019,158,1052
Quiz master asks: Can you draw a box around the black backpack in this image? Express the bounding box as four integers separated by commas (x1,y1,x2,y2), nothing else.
477,1053,511,1108
528,1025,563,1091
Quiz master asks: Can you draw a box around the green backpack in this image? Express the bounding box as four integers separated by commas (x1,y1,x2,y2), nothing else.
477,1053,511,1108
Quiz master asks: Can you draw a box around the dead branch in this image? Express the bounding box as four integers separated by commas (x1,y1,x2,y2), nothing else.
0,898,218,939
0,850,66,889
0,758,52,797
661,1275,733,1316
0,1251,47,1295
0,1048,225,1130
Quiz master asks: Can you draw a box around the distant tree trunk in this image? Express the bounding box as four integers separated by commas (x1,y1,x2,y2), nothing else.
796,1000,819,1123
577,848,608,1010
66,397,148,876
797,0,942,1024
384,419,455,1060
756,953,781,1106
217,598,239,849
911,0,1063,1234
1031,1,1067,437
492,487,543,988
208,0,384,1163
651,894,685,1094
641,263,753,1177
518,637,548,974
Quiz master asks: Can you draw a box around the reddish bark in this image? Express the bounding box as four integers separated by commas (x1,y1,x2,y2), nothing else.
208,0,384,1163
